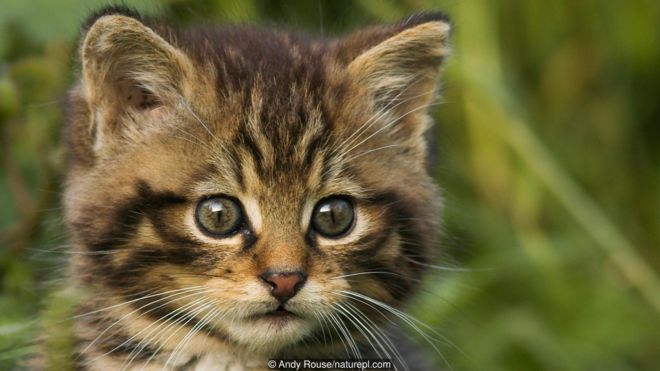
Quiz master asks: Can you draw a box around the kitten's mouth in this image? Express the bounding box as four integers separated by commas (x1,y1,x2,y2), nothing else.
266,306,296,317
250,306,299,322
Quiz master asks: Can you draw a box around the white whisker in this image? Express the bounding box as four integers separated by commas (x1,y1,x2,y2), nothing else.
339,290,456,370
122,296,215,370
344,301,409,371
336,302,384,359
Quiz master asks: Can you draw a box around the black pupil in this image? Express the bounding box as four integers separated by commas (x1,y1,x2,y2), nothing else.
197,198,241,235
209,200,225,223
313,198,354,237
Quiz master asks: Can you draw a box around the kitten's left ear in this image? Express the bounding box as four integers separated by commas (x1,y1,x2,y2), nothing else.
81,11,193,107
79,8,197,151
338,13,451,135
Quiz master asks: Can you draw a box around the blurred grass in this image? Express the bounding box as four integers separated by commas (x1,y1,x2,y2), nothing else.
1,0,659,370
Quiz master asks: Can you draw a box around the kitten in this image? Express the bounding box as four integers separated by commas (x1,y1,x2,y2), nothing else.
62,6,450,370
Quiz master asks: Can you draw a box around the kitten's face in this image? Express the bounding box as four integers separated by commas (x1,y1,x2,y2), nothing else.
66,11,449,355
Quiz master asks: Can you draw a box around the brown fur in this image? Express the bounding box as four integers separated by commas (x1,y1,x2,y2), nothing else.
63,6,450,370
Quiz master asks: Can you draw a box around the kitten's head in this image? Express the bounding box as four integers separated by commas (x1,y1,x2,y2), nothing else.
65,7,450,355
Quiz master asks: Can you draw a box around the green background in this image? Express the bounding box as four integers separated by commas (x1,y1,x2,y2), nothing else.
1,0,659,369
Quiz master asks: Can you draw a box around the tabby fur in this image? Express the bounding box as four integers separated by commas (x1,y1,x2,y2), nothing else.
62,6,451,370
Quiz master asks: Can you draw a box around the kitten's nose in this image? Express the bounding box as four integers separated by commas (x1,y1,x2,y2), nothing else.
259,271,307,304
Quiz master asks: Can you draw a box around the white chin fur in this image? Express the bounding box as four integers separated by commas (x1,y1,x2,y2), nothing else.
218,316,316,354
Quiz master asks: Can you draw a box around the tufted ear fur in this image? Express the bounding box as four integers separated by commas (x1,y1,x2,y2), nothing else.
80,9,195,150
338,13,451,139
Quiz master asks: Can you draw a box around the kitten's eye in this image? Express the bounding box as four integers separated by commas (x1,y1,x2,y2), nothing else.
311,197,355,238
195,197,243,237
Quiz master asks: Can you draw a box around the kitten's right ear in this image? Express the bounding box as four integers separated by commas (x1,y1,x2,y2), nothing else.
334,13,451,144
80,8,194,149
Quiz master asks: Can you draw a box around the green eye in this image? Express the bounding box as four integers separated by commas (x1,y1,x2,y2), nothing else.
195,196,243,237
311,197,355,238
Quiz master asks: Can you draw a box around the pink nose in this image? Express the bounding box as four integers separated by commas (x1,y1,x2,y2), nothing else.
259,271,307,303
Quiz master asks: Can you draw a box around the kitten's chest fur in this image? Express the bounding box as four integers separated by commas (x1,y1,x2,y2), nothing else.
94,326,431,371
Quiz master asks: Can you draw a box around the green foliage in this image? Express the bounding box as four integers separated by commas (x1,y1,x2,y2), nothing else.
40,289,78,371
1,0,658,370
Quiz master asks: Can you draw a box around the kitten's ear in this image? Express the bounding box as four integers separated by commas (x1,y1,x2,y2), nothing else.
80,8,194,147
338,13,451,134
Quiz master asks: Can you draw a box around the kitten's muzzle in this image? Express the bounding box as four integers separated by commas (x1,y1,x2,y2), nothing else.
259,271,307,304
